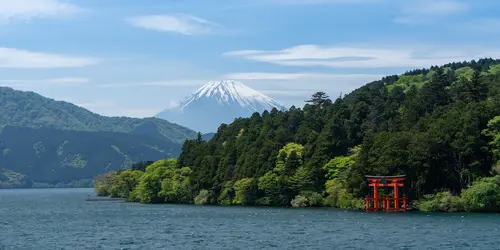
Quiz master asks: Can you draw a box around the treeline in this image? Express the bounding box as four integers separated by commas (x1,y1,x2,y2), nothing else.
0,167,93,188
96,59,500,212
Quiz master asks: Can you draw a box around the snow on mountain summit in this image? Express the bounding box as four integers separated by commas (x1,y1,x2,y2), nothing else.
155,80,287,133
180,80,286,111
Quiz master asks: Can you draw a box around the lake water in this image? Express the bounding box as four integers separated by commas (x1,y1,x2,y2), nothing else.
1,189,500,250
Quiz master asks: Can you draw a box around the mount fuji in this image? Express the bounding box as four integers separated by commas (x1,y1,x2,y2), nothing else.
155,80,287,133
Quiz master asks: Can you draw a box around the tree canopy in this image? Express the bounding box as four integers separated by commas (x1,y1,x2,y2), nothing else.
96,59,500,212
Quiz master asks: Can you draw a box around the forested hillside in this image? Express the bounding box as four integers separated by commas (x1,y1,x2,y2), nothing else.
0,87,197,143
0,126,181,188
97,59,500,212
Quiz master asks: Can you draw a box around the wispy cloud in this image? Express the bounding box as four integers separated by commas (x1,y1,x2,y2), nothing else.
222,72,385,104
0,47,99,68
394,0,469,24
0,77,89,87
127,14,221,35
223,72,384,81
224,45,500,69
0,0,82,23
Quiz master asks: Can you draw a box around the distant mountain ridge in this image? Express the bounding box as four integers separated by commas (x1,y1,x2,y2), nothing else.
0,87,197,143
155,80,287,133
0,86,199,188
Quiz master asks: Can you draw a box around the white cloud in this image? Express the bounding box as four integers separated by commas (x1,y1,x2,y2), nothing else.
0,77,89,87
0,47,99,68
394,0,468,24
127,14,221,35
224,45,500,69
0,0,82,23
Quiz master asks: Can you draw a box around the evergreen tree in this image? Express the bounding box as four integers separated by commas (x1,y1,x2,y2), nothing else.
306,91,330,107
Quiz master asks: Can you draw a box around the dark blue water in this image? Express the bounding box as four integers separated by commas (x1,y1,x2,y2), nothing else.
1,189,500,249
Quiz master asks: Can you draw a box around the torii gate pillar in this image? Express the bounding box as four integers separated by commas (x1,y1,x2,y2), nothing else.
365,175,407,212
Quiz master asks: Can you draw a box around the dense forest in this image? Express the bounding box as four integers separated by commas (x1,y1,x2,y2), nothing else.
96,59,500,212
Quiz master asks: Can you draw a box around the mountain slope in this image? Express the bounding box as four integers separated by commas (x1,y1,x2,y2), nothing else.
0,87,197,143
0,86,198,188
155,80,287,133
0,126,181,187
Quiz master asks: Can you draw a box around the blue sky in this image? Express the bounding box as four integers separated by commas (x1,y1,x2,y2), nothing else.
1,0,500,117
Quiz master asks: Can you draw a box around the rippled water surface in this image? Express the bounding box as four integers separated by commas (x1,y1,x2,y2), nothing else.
1,188,500,249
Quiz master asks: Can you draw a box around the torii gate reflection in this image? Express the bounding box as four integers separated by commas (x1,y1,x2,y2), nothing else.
365,175,407,212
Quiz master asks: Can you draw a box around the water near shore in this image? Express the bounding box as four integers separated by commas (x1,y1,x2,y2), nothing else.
1,188,500,249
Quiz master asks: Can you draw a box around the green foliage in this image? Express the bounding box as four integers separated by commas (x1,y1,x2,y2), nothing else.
159,167,193,203
109,170,143,200
290,195,308,208
291,191,324,208
323,179,363,209
306,92,330,107
415,176,500,212
387,74,427,93
233,178,258,205
275,143,305,171
455,66,475,81
96,59,500,212
488,64,500,76
323,146,359,180
131,161,155,172
483,116,500,161
134,159,179,203
461,176,500,212
94,172,117,196
217,181,235,205
194,189,213,205
257,172,285,205
415,191,464,212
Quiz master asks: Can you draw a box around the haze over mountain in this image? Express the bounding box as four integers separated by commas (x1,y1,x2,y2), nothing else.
155,80,287,133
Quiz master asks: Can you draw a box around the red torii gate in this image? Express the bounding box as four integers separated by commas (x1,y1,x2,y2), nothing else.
365,175,407,212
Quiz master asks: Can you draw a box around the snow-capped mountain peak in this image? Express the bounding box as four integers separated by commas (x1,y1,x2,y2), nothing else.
179,80,285,112
155,80,287,133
